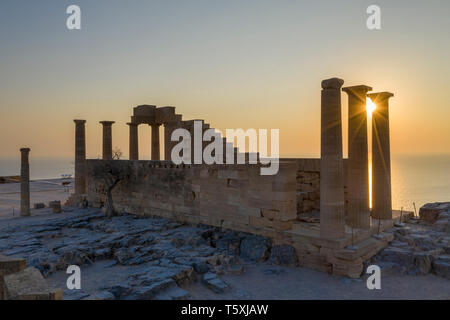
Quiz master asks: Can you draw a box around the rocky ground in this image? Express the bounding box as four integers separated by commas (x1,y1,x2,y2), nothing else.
0,207,276,300
369,202,450,279
0,203,449,300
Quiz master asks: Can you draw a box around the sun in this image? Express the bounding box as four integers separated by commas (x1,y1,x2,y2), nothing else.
366,97,376,114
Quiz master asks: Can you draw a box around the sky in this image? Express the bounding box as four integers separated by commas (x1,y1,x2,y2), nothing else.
0,0,449,160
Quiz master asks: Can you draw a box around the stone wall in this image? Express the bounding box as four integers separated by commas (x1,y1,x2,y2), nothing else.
281,159,348,220
85,160,298,237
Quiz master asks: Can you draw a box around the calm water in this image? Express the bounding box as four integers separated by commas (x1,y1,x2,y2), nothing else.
0,154,449,212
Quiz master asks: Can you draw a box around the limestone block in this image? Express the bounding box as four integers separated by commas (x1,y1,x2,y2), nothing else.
330,257,364,278
261,208,278,220
49,201,62,213
237,206,261,218
3,267,62,300
272,220,293,231
249,216,273,228
33,203,45,209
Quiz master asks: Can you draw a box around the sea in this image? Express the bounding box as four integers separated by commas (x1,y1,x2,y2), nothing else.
0,154,449,213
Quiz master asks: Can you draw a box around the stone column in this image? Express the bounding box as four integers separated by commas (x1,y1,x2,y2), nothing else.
151,123,161,160
20,148,31,216
164,122,180,162
74,120,86,194
100,121,115,160
320,78,346,239
342,85,372,229
127,122,139,160
368,92,394,220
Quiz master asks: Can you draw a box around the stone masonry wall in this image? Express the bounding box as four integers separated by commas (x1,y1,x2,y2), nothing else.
281,159,348,220
85,160,298,238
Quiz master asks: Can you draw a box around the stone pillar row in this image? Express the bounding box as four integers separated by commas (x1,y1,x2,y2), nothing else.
320,77,394,239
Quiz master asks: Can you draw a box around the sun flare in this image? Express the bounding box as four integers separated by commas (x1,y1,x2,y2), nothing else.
366,97,376,114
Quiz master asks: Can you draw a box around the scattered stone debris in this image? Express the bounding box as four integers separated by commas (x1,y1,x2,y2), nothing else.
202,272,229,293
269,245,298,266
370,202,450,279
49,201,62,214
239,235,271,262
419,202,450,224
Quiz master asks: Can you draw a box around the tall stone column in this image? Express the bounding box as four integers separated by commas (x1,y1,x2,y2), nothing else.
74,120,86,194
151,123,161,160
100,121,115,160
20,148,31,216
342,85,372,229
127,122,139,160
368,92,394,220
320,78,346,239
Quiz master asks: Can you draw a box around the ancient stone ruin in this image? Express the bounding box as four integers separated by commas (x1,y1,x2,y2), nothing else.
62,77,399,278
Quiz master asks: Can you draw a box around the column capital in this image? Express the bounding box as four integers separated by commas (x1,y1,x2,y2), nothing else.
321,77,344,90
100,121,115,126
367,92,394,103
343,85,373,103
74,119,86,125
342,85,373,95
20,148,31,153
127,122,138,127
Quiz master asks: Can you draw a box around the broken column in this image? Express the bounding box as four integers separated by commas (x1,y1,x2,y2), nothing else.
368,92,394,220
100,121,115,160
342,85,372,229
20,148,30,217
127,122,139,160
74,120,86,194
320,78,345,239
151,123,161,160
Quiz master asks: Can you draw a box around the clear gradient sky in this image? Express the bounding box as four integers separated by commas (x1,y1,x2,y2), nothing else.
1,0,449,159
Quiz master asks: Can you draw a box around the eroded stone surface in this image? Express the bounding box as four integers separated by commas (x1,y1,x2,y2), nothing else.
370,203,450,278
0,208,262,299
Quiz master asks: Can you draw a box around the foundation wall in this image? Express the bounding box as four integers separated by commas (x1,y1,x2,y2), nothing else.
85,158,350,228
83,158,390,278
85,160,298,236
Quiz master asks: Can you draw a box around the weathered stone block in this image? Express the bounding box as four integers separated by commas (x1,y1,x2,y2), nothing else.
3,267,62,300
269,245,298,266
49,201,62,213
